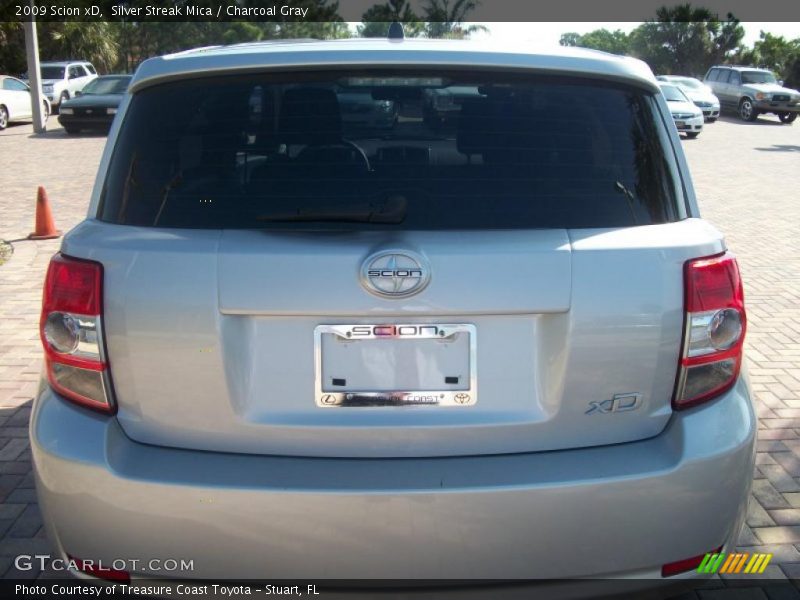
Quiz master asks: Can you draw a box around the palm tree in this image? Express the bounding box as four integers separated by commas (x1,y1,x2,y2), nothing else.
422,0,487,39
40,23,119,72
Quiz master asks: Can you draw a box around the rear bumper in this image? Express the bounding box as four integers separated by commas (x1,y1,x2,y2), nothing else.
31,375,756,581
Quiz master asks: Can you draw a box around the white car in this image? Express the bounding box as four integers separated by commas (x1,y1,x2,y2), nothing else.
658,75,721,122
659,82,704,138
35,61,97,109
0,75,50,130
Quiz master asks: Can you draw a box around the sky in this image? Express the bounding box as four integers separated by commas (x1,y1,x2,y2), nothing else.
468,22,800,49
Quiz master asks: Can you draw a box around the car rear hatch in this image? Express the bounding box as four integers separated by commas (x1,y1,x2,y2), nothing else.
63,65,724,458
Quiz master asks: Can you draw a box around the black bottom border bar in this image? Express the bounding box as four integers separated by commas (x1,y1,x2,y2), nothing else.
4,579,800,600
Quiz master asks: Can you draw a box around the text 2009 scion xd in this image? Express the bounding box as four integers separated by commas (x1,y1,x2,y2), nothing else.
31,38,755,585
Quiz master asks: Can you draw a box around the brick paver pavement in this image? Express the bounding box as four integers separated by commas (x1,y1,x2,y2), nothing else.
1,114,799,589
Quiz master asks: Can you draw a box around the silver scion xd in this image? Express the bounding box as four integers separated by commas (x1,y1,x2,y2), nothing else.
31,39,756,585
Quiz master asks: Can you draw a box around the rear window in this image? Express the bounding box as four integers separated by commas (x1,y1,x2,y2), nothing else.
99,69,685,230
82,76,131,95
41,66,65,80
741,70,777,85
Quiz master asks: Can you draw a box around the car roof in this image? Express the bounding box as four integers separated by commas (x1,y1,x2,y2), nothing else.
129,38,660,93
710,65,771,72
41,61,94,67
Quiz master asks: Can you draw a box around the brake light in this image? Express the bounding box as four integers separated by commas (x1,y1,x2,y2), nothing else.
674,252,746,409
40,254,115,414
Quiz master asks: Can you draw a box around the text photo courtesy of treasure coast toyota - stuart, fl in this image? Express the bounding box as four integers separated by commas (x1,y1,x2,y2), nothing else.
1,0,800,599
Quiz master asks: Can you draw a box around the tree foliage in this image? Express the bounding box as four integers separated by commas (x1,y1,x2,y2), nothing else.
559,4,800,80
40,22,119,71
359,0,486,39
629,5,744,75
0,22,26,75
358,0,426,38
559,29,630,55
748,32,800,77
421,0,487,38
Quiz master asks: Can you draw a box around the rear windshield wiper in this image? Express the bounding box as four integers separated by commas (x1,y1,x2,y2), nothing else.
256,195,407,224
614,181,639,225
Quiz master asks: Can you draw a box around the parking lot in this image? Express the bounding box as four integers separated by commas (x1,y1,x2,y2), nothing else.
1,115,799,586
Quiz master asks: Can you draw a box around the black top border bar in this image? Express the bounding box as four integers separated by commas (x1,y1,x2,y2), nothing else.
2,0,800,23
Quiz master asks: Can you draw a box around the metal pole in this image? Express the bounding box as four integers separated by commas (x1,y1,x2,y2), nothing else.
24,7,46,133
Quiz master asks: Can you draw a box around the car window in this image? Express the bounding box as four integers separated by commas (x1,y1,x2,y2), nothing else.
69,66,87,79
99,69,684,230
659,84,688,102
730,72,741,85
3,78,28,92
85,64,97,75
41,66,65,80
81,77,131,95
741,71,777,85
707,69,720,82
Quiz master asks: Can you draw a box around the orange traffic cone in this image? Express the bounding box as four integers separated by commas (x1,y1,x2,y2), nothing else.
28,186,62,240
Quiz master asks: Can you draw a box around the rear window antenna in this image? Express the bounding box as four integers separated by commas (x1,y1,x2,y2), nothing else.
388,22,405,40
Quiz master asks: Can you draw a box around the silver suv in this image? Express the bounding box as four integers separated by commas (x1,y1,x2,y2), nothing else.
704,65,800,123
31,39,755,584
36,61,97,109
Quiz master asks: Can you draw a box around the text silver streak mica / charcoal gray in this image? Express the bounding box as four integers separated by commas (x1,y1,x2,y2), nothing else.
30,38,756,584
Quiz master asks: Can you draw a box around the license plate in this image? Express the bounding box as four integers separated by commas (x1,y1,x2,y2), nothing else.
675,121,686,128
314,324,476,407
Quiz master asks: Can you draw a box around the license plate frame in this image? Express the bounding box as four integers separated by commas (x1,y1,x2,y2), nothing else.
314,323,477,407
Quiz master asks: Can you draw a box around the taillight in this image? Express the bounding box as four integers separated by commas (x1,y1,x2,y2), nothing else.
674,252,746,409
40,254,115,414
